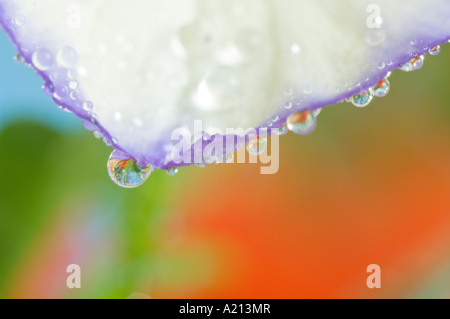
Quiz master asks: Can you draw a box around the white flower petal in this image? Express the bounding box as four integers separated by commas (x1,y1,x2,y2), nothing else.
1,0,449,169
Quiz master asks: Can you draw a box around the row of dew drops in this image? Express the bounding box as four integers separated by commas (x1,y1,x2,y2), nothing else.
14,39,442,188
107,44,443,188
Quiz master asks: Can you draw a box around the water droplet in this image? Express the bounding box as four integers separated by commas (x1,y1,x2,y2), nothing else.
43,82,55,95
83,118,97,131
13,54,24,64
57,46,78,68
284,101,293,110
83,101,94,112
69,91,79,100
14,15,25,26
196,162,210,168
286,110,317,135
401,55,424,72
275,123,288,136
247,136,267,155
429,45,440,56
107,150,152,188
167,168,179,176
303,86,313,95
68,81,78,90
53,86,68,100
351,90,373,108
32,49,54,71
371,78,390,97
284,88,294,97
67,69,77,79
377,62,386,70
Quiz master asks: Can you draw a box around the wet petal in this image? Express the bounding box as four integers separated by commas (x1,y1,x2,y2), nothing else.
1,0,449,172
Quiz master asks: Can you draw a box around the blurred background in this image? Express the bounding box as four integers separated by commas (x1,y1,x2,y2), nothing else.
0,30,449,299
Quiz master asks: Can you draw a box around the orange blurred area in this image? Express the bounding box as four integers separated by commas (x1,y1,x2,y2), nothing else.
153,136,449,298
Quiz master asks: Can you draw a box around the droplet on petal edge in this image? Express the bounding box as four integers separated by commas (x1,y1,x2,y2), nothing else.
166,168,179,176
0,0,449,181
287,110,317,135
107,150,153,188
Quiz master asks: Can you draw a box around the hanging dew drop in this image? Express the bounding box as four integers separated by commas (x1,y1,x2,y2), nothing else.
401,55,424,72
167,168,179,176
93,131,102,139
107,150,152,188
351,90,373,108
32,49,54,71
429,45,441,56
247,136,268,155
286,110,317,135
372,78,390,97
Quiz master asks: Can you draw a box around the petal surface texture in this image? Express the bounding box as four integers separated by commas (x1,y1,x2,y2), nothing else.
1,0,449,168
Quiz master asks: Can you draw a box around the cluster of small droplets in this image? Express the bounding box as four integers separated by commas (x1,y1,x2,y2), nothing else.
107,150,153,188
343,43,445,110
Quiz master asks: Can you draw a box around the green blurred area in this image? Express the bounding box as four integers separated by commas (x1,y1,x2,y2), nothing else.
0,123,185,297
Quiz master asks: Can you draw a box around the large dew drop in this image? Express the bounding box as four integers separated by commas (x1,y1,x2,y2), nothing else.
286,110,317,135
107,150,152,188
371,78,390,97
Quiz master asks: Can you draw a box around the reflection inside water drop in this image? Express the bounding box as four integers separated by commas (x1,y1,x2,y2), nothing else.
107,150,153,188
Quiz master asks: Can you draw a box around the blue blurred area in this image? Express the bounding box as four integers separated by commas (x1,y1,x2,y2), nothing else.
0,31,81,132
